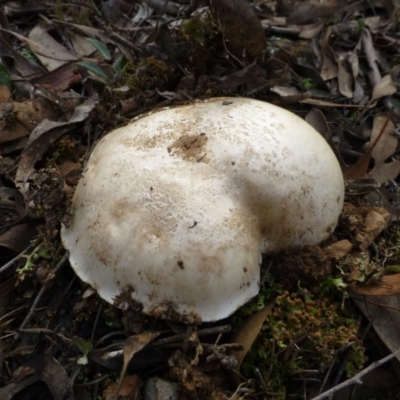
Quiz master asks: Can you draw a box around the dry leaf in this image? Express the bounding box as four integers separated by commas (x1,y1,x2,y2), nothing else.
337,56,354,98
320,27,338,81
210,0,266,59
368,160,400,184
371,74,397,102
352,292,400,362
0,355,73,400
305,108,346,170
103,375,142,400
15,95,98,198
370,115,396,166
4,28,77,66
288,0,341,25
28,25,78,71
115,332,160,399
355,207,391,251
29,62,83,92
343,115,391,181
351,274,400,296
229,302,274,388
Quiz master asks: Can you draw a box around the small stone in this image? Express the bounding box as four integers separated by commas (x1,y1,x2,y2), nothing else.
143,377,180,400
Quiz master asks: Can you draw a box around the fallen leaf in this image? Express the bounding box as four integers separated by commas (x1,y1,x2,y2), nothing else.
352,292,400,362
103,375,142,400
305,108,346,170
0,36,44,78
320,27,338,81
337,56,354,98
288,0,341,24
370,115,396,166
350,274,400,296
229,301,274,388
0,223,37,253
115,332,160,399
28,25,78,70
4,28,77,67
344,114,392,181
355,207,391,251
15,94,98,198
29,62,83,91
0,355,73,400
371,74,397,102
210,0,266,59
368,160,400,184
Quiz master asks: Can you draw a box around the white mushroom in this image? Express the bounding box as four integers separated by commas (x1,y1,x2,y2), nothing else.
61,97,344,323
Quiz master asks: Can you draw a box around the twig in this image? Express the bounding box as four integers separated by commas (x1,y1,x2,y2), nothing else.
0,241,38,277
311,347,400,400
15,253,69,336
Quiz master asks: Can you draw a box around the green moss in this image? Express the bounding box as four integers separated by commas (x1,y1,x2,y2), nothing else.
234,274,365,397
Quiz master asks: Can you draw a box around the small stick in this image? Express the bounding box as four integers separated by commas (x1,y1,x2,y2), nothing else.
15,253,69,336
311,347,400,400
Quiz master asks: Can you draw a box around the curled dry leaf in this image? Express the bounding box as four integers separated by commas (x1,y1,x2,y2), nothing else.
350,274,400,296
343,114,391,181
287,0,342,24
305,108,346,170
229,302,274,388
370,115,396,166
355,207,391,251
28,25,78,71
371,74,397,102
4,28,77,68
352,292,400,362
210,0,266,59
115,332,160,399
319,27,338,81
368,115,400,184
15,95,98,198
0,355,73,400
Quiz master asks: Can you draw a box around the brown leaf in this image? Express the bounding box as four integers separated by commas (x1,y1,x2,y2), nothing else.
103,375,142,400
355,207,391,251
371,74,397,102
352,292,400,362
319,27,338,81
370,115,396,166
343,114,392,181
0,223,37,253
0,36,44,78
115,332,160,399
29,62,83,92
210,0,266,59
368,160,400,184
0,355,73,400
3,28,77,67
337,57,354,98
305,108,346,170
15,94,98,198
350,274,400,296
28,25,78,71
229,301,274,388
288,0,342,25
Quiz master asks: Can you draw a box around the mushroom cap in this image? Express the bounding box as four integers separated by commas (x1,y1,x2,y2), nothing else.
61,97,344,322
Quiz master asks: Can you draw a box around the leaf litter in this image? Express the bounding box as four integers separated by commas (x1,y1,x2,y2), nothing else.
1,0,400,399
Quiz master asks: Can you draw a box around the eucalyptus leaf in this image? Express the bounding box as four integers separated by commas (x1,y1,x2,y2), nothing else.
75,61,110,82
86,38,111,60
